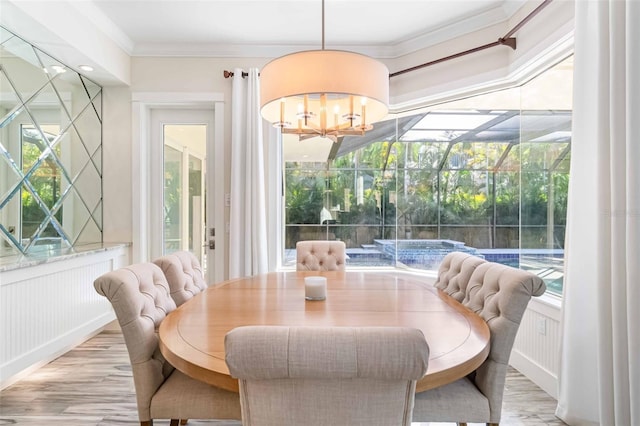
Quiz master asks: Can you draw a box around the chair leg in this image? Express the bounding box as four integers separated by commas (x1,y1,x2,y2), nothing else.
180,420,188,425
458,423,468,426
141,421,153,426
170,420,179,426
487,423,499,426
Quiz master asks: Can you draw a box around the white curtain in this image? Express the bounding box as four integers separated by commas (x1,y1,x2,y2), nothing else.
229,68,268,278
556,1,639,425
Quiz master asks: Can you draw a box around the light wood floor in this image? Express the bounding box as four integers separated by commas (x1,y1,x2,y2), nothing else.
0,329,566,425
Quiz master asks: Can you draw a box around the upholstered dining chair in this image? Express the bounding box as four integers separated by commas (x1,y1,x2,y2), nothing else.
296,240,346,271
225,325,429,426
153,250,206,306
94,263,241,426
412,261,546,426
434,251,487,301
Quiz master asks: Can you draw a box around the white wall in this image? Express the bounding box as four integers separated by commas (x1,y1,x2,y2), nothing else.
102,86,133,245
512,296,562,398
0,245,129,389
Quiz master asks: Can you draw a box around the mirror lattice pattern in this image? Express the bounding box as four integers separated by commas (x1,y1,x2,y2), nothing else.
0,26,103,257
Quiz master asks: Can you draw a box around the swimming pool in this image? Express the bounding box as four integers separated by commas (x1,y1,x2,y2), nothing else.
360,239,482,269
284,239,564,294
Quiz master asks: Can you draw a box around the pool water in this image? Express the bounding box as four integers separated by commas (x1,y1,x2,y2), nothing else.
351,239,482,269
285,239,564,294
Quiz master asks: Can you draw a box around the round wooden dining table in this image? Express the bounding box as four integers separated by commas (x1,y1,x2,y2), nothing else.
158,270,490,393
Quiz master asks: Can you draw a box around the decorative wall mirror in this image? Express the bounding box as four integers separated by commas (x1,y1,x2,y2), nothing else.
0,26,103,259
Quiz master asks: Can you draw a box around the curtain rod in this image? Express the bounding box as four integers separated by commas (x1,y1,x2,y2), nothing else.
223,70,247,78
389,0,553,78
223,0,553,80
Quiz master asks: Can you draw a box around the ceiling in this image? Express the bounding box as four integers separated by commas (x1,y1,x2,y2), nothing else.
80,0,527,58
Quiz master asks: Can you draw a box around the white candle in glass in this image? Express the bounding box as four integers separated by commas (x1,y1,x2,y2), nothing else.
304,276,327,301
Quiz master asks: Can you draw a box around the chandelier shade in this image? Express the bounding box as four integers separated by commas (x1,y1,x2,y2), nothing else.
260,49,389,140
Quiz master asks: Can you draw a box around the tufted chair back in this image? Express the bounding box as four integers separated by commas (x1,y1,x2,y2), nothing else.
296,240,346,271
93,263,176,421
153,251,206,306
434,251,486,301
462,262,546,421
94,263,243,425
413,261,545,425
225,326,429,426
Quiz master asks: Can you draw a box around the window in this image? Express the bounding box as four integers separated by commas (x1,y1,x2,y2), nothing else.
282,56,573,295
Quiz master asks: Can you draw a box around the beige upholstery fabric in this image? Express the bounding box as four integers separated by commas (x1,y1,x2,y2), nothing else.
225,326,429,426
94,263,240,424
296,240,346,271
153,251,206,306
414,261,546,424
434,251,487,301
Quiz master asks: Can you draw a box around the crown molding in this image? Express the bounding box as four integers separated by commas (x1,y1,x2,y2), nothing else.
389,29,574,114
66,0,135,55
381,2,517,58
125,1,527,59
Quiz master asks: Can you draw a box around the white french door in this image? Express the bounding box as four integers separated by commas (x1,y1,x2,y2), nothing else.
150,108,216,282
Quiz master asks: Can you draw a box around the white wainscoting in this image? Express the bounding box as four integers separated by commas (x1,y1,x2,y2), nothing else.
0,245,129,389
511,294,562,399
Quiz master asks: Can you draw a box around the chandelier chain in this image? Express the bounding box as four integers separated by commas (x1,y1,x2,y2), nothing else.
321,0,325,50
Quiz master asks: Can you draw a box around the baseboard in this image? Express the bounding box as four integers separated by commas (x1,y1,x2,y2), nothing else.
510,349,558,399
0,311,116,390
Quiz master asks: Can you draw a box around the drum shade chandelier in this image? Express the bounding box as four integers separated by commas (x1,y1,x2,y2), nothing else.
260,0,389,142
